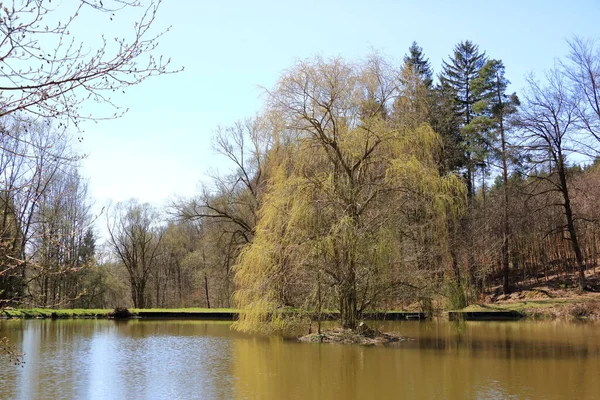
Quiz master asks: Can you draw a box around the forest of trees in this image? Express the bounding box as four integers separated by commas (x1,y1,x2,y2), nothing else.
2,24,600,333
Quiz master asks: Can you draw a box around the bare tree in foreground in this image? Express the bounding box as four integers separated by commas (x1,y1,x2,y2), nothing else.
0,0,178,124
562,37,600,149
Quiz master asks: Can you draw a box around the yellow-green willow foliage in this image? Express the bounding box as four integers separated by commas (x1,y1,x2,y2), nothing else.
233,56,466,333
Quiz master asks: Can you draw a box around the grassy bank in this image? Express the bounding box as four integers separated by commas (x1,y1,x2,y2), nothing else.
131,308,236,314
0,308,238,319
448,270,600,321
0,308,419,320
456,296,600,321
3,296,599,322
1,308,111,319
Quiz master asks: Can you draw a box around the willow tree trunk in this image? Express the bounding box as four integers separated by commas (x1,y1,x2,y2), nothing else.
339,268,358,330
132,282,147,308
450,248,467,308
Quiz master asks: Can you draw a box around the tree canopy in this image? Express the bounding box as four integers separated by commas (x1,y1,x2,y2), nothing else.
233,56,465,332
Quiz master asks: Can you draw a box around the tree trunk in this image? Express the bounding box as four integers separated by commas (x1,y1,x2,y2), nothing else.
499,104,511,295
177,261,183,306
339,270,357,330
155,274,160,308
137,287,146,309
450,248,467,308
132,281,146,308
317,270,322,335
557,158,586,290
204,274,210,309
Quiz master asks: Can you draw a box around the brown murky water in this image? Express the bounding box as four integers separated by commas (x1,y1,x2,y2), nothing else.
1,319,599,399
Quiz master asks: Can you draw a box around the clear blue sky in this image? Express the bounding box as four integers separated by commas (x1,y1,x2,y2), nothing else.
77,0,600,212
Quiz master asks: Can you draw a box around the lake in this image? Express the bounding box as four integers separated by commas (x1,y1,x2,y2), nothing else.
1,319,599,399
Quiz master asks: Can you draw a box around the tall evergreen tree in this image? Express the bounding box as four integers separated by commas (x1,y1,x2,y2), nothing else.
429,82,463,174
438,41,487,299
79,229,96,265
395,43,434,129
440,40,487,197
403,41,433,88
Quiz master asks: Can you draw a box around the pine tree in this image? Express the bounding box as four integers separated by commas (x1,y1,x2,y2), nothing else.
429,81,463,174
79,229,96,265
403,41,433,88
440,40,487,197
439,41,487,299
395,43,434,129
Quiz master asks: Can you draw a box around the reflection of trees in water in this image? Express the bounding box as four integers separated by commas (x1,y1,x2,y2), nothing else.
3,320,600,400
233,337,364,400
407,336,600,359
112,320,235,339
232,330,600,400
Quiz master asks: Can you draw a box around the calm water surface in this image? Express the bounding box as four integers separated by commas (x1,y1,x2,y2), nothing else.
0,319,599,399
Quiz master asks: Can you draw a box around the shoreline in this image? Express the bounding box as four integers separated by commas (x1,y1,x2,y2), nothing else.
0,309,425,321
1,300,599,322
450,298,600,321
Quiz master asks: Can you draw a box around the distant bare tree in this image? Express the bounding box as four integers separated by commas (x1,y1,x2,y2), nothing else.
0,120,75,305
172,118,272,306
176,118,270,241
516,69,588,290
107,200,163,308
28,167,94,307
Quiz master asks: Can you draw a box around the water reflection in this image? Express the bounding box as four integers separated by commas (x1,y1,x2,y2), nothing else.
231,321,600,400
1,319,599,399
2,321,236,400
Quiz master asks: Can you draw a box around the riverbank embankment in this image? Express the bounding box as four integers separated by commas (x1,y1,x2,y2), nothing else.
3,294,600,322
0,308,425,321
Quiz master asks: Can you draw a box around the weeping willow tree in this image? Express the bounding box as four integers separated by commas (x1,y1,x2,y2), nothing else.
233,56,465,333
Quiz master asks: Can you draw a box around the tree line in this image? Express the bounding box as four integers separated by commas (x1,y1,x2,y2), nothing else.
3,34,600,333
0,0,175,311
